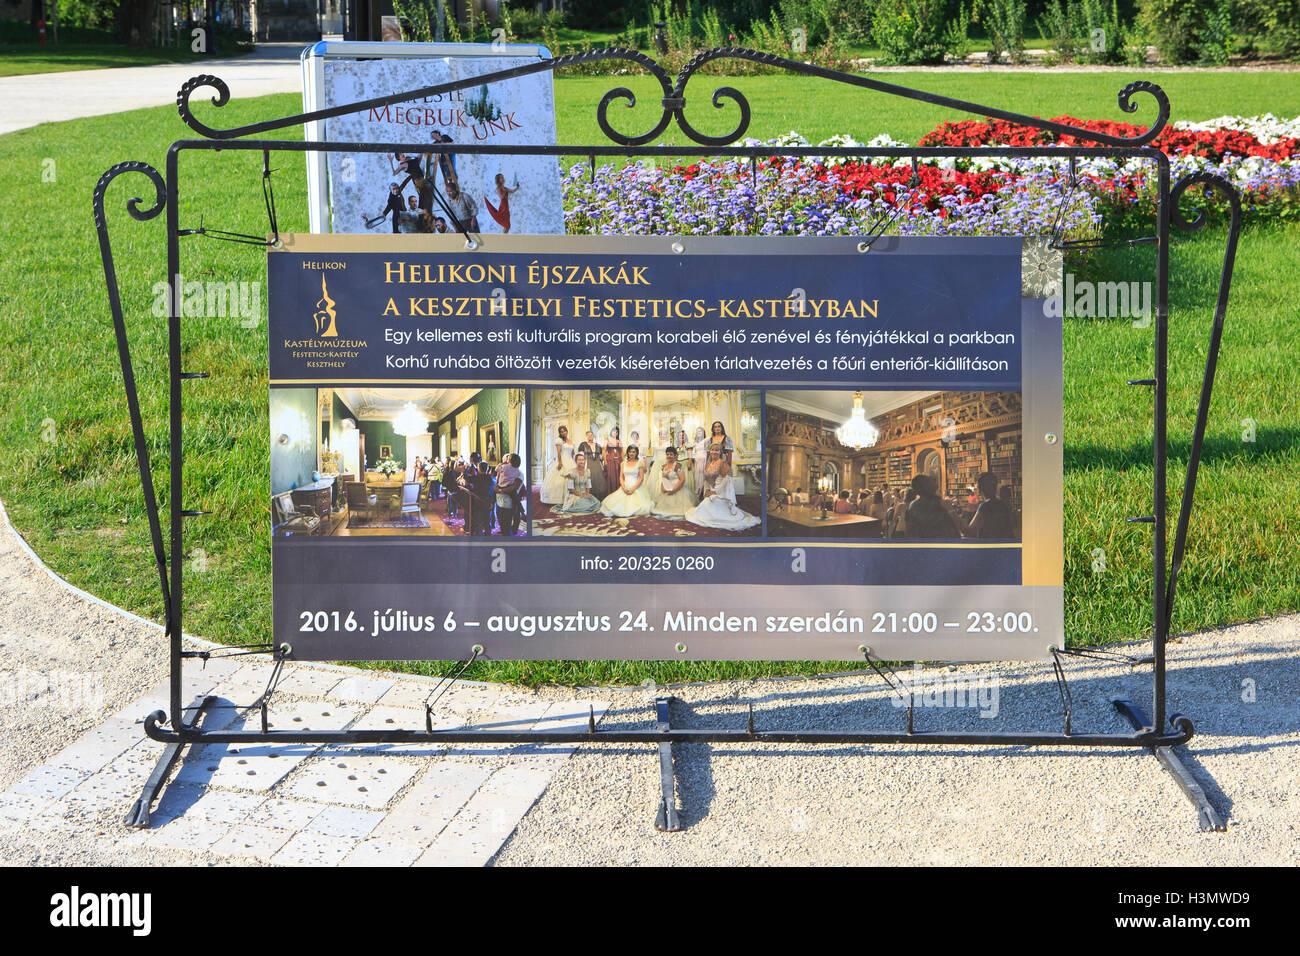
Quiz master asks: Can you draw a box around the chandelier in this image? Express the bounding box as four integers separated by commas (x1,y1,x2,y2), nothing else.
836,392,879,449
392,401,428,437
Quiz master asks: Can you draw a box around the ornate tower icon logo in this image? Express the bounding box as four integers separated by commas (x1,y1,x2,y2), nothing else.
313,273,338,337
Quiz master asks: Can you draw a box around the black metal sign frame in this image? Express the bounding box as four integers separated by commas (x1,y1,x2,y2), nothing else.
92,47,1241,832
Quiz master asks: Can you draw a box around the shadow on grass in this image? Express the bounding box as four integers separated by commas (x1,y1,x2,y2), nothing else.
1064,426,1300,473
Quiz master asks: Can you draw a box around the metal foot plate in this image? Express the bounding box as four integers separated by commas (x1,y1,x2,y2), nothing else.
653,696,681,832
1113,699,1226,832
123,694,218,829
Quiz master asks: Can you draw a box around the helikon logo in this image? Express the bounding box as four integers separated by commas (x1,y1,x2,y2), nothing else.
49,886,151,936
313,273,339,337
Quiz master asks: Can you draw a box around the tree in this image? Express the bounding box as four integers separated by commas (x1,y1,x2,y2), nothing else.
116,0,158,47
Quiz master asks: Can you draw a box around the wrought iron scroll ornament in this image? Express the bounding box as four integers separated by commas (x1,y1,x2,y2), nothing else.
175,47,1170,148
92,161,172,628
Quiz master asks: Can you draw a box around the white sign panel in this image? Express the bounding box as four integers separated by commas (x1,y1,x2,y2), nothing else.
303,42,564,237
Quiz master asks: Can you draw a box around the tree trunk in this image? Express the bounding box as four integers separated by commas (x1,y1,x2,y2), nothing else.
117,0,160,47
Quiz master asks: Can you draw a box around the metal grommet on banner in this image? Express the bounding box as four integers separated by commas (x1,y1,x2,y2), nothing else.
858,644,871,656
471,644,484,656
465,237,479,250
675,642,687,654
856,241,871,253
1045,432,1059,444
671,241,684,254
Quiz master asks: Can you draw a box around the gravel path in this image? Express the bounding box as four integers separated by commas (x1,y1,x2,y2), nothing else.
497,616,1300,866
0,502,169,794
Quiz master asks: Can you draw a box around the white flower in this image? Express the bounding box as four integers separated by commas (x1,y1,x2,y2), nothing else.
867,133,908,148
771,130,810,147
1171,113,1300,145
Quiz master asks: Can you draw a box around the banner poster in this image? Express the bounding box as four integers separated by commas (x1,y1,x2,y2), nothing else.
315,51,564,236
268,234,1063,662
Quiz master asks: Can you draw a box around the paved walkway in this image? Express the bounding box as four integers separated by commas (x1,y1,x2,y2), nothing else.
0,43,304,135
0,501,604,866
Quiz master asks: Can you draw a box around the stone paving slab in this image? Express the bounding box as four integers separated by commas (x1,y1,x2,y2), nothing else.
0,498,603,867
0,660,606,866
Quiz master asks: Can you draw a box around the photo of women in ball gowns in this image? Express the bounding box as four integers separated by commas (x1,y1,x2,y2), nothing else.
765,389,1023,540
529,388,763,538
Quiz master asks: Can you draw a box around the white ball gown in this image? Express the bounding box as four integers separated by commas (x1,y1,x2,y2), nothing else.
600,461,655,517
651,462,693,519
554,470,601,514
540,441,577,505
685,470,759,531
692,437,709,496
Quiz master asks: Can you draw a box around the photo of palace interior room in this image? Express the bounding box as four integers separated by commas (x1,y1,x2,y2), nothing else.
269,386,528,537
765,390,1023,540
529,388,763,537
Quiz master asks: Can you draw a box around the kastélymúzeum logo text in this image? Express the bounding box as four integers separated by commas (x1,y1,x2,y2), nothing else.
280,266,367,371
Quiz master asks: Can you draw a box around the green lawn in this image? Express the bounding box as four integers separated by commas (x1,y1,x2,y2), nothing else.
0,40,252,77
0,70,1296,685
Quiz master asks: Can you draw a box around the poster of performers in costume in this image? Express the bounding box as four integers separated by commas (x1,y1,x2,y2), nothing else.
316,52,564,236
531,389,764,539
267,234,1063,662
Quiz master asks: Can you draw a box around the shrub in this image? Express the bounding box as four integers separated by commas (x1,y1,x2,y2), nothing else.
1121,18,1151,65
502,3,567,41
775,0,880,45
871,0,950,63
978,0,1027,63
942,1,974,58
1037,0,1130,65
393,0,498,43
1235,0,1300,59
1198,0,1233,64
1136,0,1233,64
1077,0,1127,64
1035,0,1081,63
48,0,118,30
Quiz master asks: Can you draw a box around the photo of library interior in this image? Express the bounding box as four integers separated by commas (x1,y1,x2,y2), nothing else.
765,390,1023,540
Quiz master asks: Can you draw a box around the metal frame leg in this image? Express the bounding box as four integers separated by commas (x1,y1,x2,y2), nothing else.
653,696,682,832
1113,699,1226,832
123,694,218,828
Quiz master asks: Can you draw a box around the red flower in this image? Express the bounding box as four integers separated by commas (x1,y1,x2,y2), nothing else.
919,116,1300,164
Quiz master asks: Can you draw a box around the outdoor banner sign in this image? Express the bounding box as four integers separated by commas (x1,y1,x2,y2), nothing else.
268,234,1063,662
302,41,564,237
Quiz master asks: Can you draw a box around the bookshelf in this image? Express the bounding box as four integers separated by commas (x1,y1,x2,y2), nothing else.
988,429,1023,510
945,437,987,496
886,449,912,489
863,454,888,490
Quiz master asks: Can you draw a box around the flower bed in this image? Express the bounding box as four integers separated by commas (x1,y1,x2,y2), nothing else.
919,115,1300,163
562,115,1300,239
565,153,1103,240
